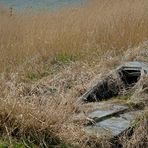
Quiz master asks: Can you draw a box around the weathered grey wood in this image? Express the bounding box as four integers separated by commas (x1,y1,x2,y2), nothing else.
81,61,148,102
81,61,148,137
87,105,129,123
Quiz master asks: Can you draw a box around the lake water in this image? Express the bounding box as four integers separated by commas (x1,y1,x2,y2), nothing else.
0,0,87,10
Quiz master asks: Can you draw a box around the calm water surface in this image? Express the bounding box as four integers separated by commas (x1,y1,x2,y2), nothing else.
0,0,87,10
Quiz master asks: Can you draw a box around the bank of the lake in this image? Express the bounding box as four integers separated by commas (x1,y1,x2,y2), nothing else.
0,0,87,10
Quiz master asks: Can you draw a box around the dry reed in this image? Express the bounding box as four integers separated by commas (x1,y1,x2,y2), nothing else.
0,0,148,74
0,0,148,147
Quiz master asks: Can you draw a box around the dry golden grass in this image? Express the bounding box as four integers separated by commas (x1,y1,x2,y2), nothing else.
0,0,148,147
0,41,147,147
0,0,148,75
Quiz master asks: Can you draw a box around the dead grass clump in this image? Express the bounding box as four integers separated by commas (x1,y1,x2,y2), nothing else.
119,110,148,148
0,94,77,146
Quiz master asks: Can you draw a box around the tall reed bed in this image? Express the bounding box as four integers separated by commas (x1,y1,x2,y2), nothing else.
0,0,148,75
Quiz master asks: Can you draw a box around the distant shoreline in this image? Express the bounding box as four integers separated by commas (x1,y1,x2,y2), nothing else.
0,0,87,11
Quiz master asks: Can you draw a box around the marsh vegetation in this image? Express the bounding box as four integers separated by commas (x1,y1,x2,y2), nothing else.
0,0,148,147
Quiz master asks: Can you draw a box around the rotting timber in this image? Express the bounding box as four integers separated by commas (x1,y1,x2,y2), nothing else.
81,61,148,102
78,61,148,140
